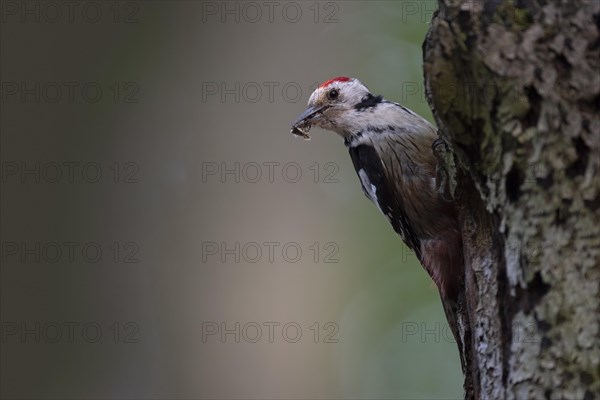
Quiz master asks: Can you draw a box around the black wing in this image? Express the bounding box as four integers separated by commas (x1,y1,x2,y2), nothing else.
348,144,422,260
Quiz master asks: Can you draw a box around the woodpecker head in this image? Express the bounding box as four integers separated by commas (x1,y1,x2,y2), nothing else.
291,77,382,140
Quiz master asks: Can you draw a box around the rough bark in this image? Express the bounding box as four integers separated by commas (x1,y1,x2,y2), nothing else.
422,1,600,399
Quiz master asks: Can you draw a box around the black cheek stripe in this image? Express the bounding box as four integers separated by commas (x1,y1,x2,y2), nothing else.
354,94,383,111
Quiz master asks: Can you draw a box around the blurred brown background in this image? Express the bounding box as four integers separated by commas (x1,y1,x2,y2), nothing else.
1,1,461,398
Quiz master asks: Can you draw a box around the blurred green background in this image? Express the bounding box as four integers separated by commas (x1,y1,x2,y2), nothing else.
1,1,462,398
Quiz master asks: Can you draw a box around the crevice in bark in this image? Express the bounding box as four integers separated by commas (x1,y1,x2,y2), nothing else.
518,271,550,314
565,137,589,178
505,166,523,203
522,86,541,128
584,193,600,212
496,228,513,390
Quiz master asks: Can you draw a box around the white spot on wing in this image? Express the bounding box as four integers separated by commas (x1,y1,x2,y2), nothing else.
358,169,383,213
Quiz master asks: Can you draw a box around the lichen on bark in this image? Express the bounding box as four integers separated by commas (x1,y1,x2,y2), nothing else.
423,1,600,398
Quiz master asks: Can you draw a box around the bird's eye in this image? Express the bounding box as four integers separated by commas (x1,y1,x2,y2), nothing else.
327,88,339,101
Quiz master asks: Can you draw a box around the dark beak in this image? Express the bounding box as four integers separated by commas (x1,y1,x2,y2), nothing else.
290,105,326,140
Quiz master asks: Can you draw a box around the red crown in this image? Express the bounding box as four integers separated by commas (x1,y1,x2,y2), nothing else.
319,76,351,88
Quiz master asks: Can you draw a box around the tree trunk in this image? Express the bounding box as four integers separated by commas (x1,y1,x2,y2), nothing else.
422,1,600,398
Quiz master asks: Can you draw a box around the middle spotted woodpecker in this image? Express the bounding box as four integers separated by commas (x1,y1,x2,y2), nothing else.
291,77,463,299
